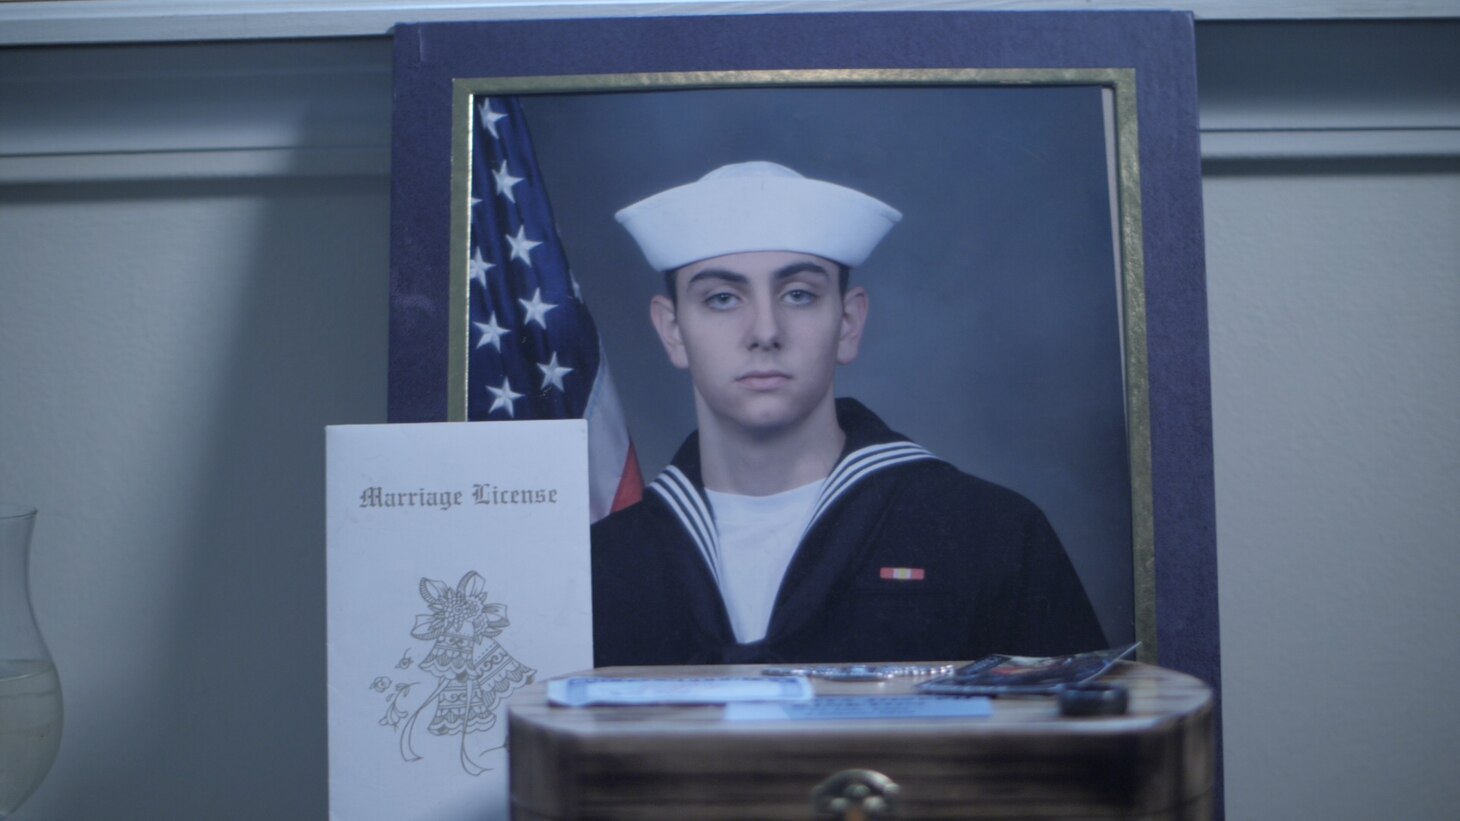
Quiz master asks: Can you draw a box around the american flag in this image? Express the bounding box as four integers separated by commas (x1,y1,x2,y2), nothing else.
467,95,642,521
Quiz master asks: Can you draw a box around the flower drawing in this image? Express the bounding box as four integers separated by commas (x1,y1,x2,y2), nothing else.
411,571,510,643
377,569,535,776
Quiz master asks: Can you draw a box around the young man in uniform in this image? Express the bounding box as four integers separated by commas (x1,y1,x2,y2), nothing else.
591,161,1106,666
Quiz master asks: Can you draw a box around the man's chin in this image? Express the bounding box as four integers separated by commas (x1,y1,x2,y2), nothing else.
697,389,836,440
724,403,814,439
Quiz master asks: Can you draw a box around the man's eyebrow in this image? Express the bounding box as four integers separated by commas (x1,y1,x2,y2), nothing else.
773,261,834,281
684,268,749,288
683,260,834,289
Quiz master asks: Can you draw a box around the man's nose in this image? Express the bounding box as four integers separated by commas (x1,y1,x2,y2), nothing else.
746,299,782,350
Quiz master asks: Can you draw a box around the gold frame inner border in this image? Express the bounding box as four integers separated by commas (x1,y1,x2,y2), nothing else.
447,68,1154,661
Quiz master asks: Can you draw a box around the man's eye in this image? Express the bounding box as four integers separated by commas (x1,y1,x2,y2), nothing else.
705,292,740,309
783,289,817,305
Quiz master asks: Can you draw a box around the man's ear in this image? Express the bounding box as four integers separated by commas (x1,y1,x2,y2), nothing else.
649,294,691,370
836,285,869,365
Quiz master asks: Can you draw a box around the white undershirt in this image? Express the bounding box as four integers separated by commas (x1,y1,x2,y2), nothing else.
705,479,825,644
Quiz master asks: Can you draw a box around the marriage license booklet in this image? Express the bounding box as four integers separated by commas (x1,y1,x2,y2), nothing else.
326,420,592,820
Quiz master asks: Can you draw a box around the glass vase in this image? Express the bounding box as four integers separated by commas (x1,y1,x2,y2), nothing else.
0,505,62,818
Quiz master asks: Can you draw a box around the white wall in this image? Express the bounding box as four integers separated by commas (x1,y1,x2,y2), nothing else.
1207,166,1460,820
0,41,392,818
1,19,1457,820
1198,22,1460,817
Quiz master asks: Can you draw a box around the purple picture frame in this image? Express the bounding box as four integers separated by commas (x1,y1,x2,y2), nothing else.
389,9,1218,809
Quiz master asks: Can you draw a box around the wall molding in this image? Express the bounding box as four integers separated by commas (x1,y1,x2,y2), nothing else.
0,147,390,185
1,24,1456,185
1201,129,1460,163
6,128,1457,186
1,0,1457,46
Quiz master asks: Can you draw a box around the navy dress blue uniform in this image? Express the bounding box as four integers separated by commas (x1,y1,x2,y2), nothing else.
592,399,1107,666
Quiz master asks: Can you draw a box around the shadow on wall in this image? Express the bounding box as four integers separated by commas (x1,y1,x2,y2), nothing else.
33,132,389,817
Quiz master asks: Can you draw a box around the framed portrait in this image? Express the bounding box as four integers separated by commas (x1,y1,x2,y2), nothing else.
387,12,1216,694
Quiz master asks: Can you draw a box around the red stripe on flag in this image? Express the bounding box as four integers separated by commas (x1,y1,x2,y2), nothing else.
610,442,644,512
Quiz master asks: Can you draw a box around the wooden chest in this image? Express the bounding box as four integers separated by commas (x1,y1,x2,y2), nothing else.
508,661,1213,820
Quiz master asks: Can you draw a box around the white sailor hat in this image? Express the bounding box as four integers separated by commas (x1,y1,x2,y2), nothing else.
615,161,902,272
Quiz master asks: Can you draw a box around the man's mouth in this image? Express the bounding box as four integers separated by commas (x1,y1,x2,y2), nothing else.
737,370,791,390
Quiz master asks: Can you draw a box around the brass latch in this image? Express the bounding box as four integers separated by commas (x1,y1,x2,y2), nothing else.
811,768,902,819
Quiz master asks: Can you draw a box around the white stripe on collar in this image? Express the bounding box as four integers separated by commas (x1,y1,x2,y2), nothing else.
805,442,937,534
649,466,721,586
649,442,938,581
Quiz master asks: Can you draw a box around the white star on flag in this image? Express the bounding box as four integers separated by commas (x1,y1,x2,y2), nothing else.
469,248,495,288
474,313,507,351
537,352,574,391
486,377,523,417
518,288,557,329
506,225,541,265
493,161,524,203
478,101,507,140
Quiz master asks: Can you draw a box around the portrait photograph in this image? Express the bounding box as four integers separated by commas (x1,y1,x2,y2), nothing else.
462,79,1143,648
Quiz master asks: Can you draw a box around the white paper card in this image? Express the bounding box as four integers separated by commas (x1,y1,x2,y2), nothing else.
326,420,592,821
